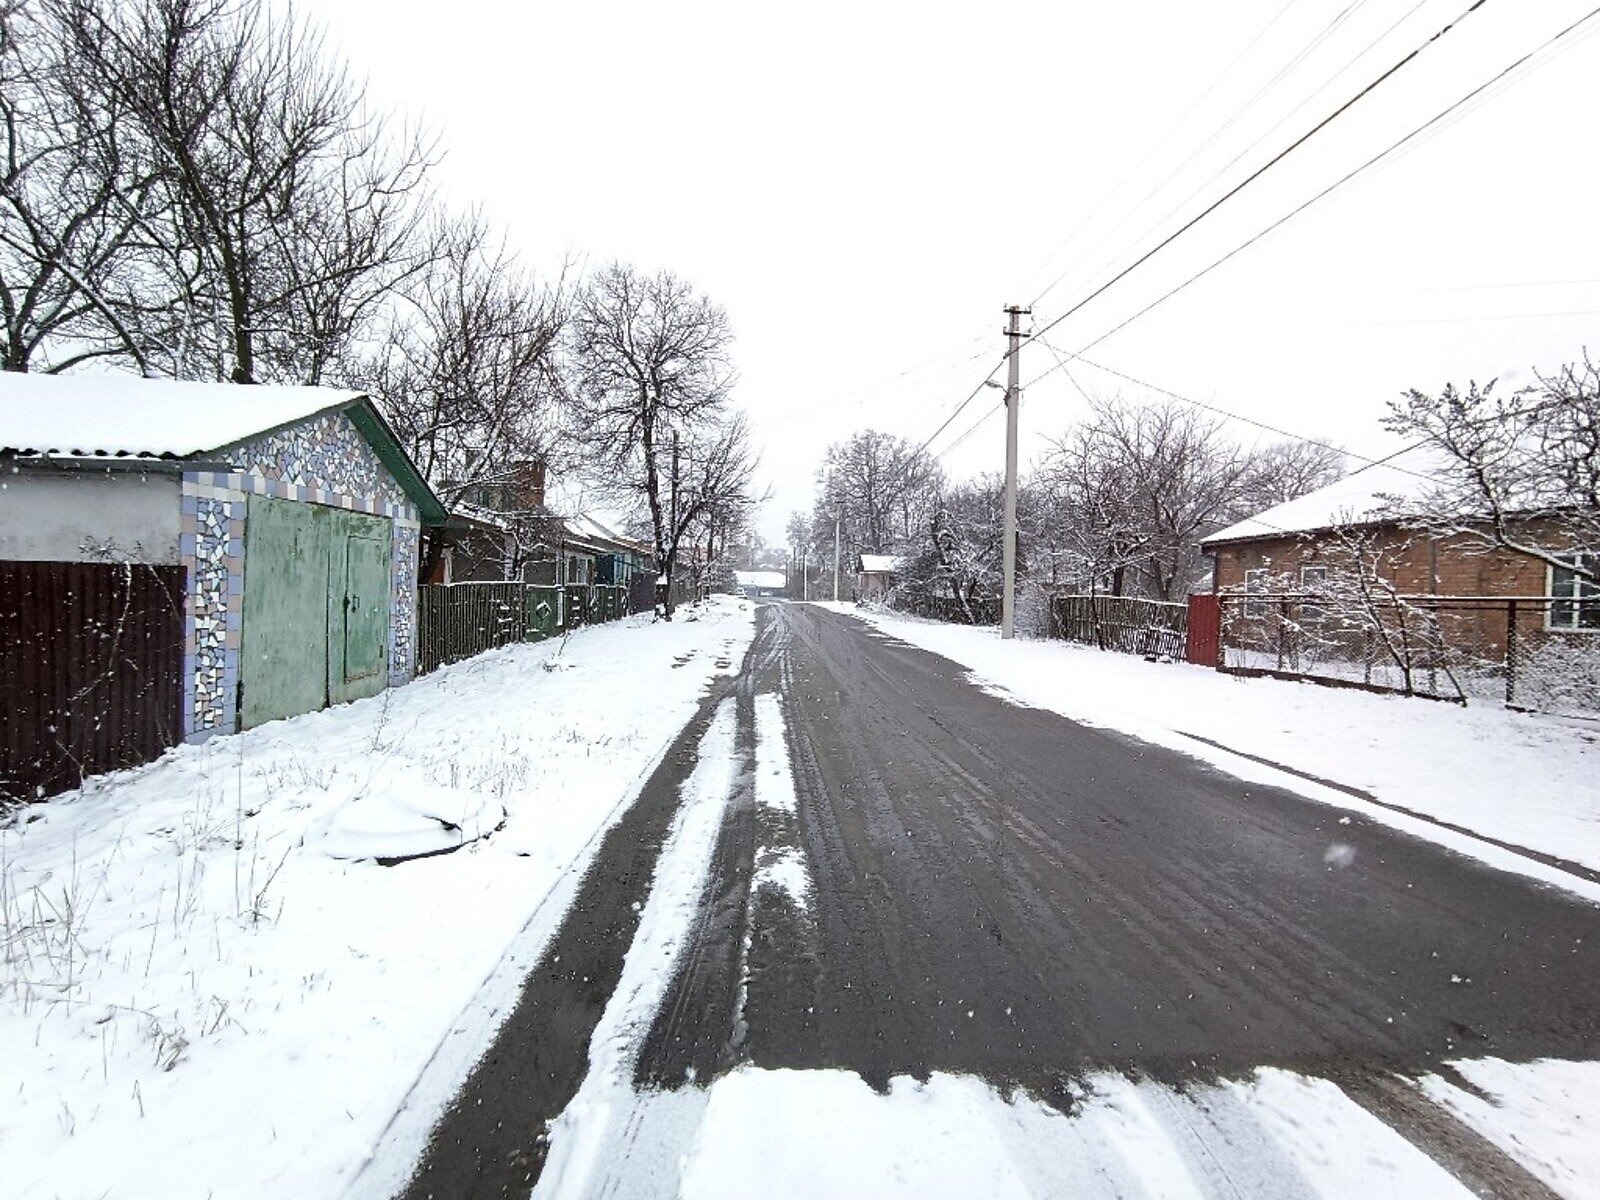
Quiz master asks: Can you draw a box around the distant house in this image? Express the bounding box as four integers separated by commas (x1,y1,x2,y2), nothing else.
425,495,654,620
734,569,786,598
1199,446,1597,709
856,554,900,603
0,374,445,800
557,514,653,592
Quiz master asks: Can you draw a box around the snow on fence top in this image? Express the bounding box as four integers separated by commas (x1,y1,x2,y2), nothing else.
0,372,365,459
1203,445,1444,546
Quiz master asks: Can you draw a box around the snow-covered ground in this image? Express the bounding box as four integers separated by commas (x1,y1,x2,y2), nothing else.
8,593,1599,1199
0,597,755,1200
818,602,1600,881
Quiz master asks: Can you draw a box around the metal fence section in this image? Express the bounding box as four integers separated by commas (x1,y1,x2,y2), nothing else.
1,561,185,802
416,583,630,675
1050,594,1189,659
1217,593,1600,716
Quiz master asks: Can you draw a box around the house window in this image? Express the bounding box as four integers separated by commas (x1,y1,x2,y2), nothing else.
1549,552,1600,631
1244,568,1268,618
1300,564,1328,623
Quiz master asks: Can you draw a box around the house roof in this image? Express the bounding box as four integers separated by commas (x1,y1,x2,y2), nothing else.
561,513,651,557
1202,445,1444,548
0,372,445,524
735,570,786,589
858,554,900,574
0,373,361,457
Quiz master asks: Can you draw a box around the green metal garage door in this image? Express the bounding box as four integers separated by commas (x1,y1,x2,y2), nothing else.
331,522,391,706
240,497,392,730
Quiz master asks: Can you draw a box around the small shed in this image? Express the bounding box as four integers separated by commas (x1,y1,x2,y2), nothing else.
856,554,900,603
734,569,786,598
1,374,444,799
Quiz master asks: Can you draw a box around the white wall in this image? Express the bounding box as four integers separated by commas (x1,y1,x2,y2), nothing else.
0,469,180,563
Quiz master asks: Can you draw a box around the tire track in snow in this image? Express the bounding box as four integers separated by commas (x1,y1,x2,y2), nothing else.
533,698,742,1199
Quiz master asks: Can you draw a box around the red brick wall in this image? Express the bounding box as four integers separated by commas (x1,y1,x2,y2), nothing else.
1207,521,1579,656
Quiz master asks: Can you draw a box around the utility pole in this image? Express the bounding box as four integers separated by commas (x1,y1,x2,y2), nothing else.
801,546,808,600
1001,304,1030,639
833,504,842,602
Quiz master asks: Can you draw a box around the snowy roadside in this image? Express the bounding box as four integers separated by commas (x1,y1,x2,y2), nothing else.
813,602,1600,881
0,595,755,1200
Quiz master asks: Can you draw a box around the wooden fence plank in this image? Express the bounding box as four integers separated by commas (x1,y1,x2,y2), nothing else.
1,561,184,802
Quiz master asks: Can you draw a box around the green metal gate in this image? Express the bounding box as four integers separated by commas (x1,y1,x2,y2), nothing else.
240,497,392,729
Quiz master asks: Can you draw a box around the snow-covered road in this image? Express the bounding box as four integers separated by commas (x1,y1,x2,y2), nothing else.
518,601,1600,1200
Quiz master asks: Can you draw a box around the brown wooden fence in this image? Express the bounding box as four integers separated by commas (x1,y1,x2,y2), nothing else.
1,561,185,803
416,583,630,675
1050,593,1188,658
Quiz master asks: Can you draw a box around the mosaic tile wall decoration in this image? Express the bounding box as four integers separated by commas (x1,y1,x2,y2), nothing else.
180,410,421,740
390,520,420,685
179,493,245,737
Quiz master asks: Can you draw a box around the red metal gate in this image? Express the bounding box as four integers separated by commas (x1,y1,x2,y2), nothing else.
1,561,185,802
1185,592,1221,666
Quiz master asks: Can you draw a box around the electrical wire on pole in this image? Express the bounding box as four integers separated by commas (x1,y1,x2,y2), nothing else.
1001,305,1030,639
1024,4,1600,393
1028,0,1493,351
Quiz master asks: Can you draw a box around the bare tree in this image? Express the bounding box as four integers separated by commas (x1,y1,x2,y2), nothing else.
1035,395,1344,601
812,429,942,573
0,2,163,371
568,262,738,616
56,0,432,382
1385,362,1600,576
1235,439,1346,512
362,211,566,575
678,411,763,598
897,475,1009,623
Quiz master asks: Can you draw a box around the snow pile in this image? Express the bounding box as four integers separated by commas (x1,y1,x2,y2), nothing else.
817,603,1600,878
0,596,754,1200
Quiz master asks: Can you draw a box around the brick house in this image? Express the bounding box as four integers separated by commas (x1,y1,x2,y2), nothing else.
1200,447,1597,711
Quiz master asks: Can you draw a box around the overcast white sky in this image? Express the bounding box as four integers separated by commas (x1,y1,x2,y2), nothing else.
304,0,1600,544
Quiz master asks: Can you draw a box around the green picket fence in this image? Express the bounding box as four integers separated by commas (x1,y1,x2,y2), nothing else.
417,583,630,675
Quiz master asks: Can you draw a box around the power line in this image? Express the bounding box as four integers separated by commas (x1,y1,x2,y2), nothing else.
765,338,991,430
1093,0,1431,309
935,397,1005,463
912,353,1009,459
1035,0,1387,314
1025,0,1302,310
1032,335,1449,484
1027,0,1492,350
1025,5,1600,375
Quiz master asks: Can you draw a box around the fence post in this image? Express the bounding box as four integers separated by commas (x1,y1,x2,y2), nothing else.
1505,598,1518,706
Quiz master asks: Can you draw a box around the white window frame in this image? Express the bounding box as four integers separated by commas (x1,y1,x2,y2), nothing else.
1244,568,1268,619
1547,551,1600,632
1299,564,1328,623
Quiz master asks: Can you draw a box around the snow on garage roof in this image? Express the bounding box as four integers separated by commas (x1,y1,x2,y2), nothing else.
858,554,900,573
735,570,787,589
1203,445,1444,547
0,372,364,459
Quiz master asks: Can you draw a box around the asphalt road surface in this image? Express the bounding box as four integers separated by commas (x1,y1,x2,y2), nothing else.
403,601,1600,1198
